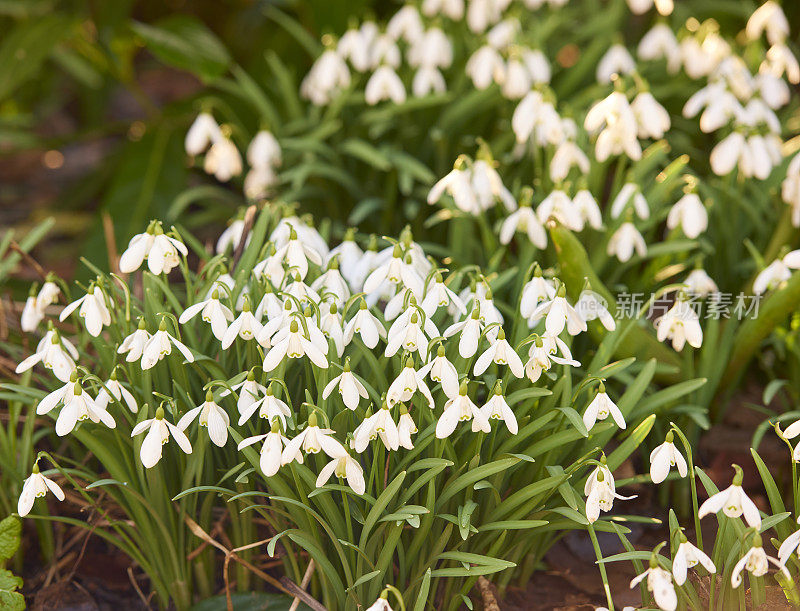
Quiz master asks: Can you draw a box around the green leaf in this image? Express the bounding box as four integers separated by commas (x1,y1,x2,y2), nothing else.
0,569,24,611
413,568,432,611
606,415,656,471
359,471,406,549
131,16,230,83
0,516,21,562
346,570,381,592
436,457,520,508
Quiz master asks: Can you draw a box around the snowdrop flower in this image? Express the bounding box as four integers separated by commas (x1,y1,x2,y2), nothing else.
529,286,587,336
185,112,222,156
317,451,366,495
131,405,193,468
575,289,615,331
583,383,625,431
611,183,649,220
627,0,673,15
418,345,459,398
764,43,800,85
412,66,447,97
673,533,715,585
272,225,324,281
221,298,263,349
480,381,517,434
301,49,351,105
51,381,115,436
141,319,195,370
443,307,484,358
179,290,234,341
607,222,647,262
119,222,188,275
474,328,524,378
345,301,386,349
407,27,452,69
387,358,435,408
397,405,418,449
585,91,641,162
59,284,111,337
385,309,433,358
263,318,329,371
596,44,635,83
637,24,681,73
649,432,688,483
536,190,583,231
710,131,747,177
422,0,464,20
550,141,590,182
20,280,60,332
698,465,761,528
118,319,151,363
16,329,77,382
585,462,636,522
365,66,406,105
18,463,64,517
428,161,480,214
244,165,278,200
753,258,792,295
216,218,249,255
524,334,579,382
436,380,490,438
247,130,281,170
204,134,242,182
354,405,400,452
281,413,345,465
328,229,364,289
783,153,800,226
466,45,505,90
499,204,548,249
369,34,401,69
387,5,424,43
655,297,703,351
366,594,395,611
746,1,789,45
177,390,230,447
630,561,677,611
95,370,138,413
241,383,291,427
667,193,708,239
500,57,532,100
732,535,787,588
485,18,518,49
778,517,800,567
522,49,551,85
684,269,719,298
630,91,670,139
238,421,291,477
466,0,504,33
364,245,424,297
421,272,465,318
520,270,556,319
471,159,516,212
338,27,372,72
221,371,266,420
323,359,369,410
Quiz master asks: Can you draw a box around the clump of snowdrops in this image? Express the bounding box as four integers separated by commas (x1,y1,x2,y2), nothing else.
7,0,800,609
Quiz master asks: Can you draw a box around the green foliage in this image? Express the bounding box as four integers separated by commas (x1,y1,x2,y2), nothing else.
0,516,24,611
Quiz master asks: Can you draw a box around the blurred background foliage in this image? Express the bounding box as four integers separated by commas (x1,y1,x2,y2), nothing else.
1,0,798,292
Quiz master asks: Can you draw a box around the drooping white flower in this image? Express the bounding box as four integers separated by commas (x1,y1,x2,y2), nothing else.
443,307,484,358
421,272,465,318
520,271,556,319
387,358,436,408
466,45,505,90
323,359,369,410
301,48,351,105
365,66,406,105
607,222,647,262
59,284,111,337
585,462,636,523
698,465,761,528
20,281,60,332
667,193,708,239
387,5,424,43
221,372,266,420
585,91,641,162
397,406,418,449
221,298,263,349
436,380,490,438
204,135,243,182
683,269,719,298
422,0,464,20
344,301,386,349
627,0,673,15
764,43,800,85
247,130,282,170
50,381,115,436
131,406,193,468
18,463,64,517
782,154,800,226
499,205,548,248
471,159,517,212
630,564,677,611
529,287,587,336
524,333,580,382
575,289,615,331
238,421,291,477
317,451,366,495
550,141,590,182
474,328,524,378
179,290,234,341
480,381,517,434
118,319,151,363
281,414,345,465
611,183,650,220
119,222,188,275
746,1,789,45
778,517,800,567
95,371,138,413
354,405,400,452
177,391,230,447
638,24,681,73
140,319,195,370
596,44,635,83
185,112,222,156
16,329,77,382
216,218,250,254
418,345,460,398
732,538,787,588
240,383,291,427
710,131,747,177
630,91,671,139
672,535,715,586
649,432,688,483
753,258,792,295
536,190,582,231
365,595,395,611
263,316,329,371
583,383,625,431
655,298,703,351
